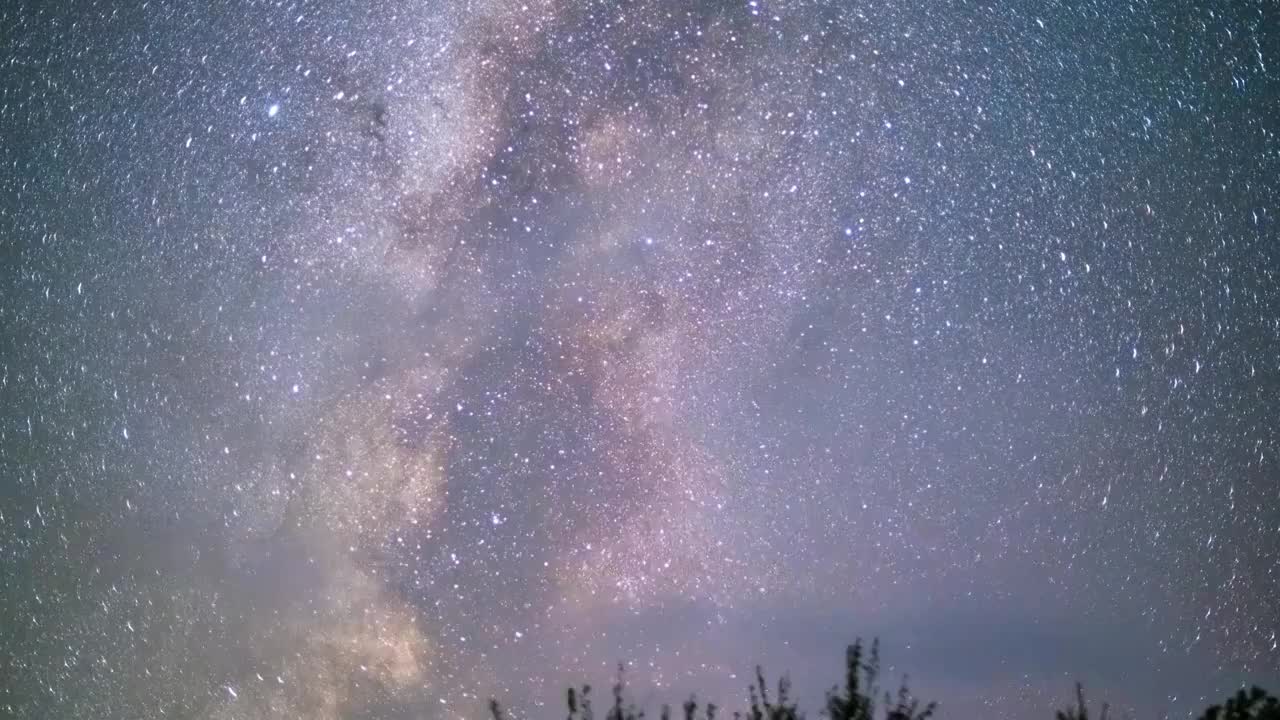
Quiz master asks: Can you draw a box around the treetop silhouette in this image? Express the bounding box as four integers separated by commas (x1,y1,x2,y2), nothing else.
489,637,1273,720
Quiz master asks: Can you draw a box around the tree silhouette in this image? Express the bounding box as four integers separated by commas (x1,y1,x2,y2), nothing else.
548,638,933,720
746,664,801,720
489,637,1274,720
1056,683,1108,720
1198,687,1280,720
823,639,935,720
605,664,646,720
566,684,596,720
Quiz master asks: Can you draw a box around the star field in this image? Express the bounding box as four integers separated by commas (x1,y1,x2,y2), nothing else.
1,1,1278,719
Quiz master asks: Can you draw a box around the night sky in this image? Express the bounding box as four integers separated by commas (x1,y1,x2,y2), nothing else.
2,1,1278,719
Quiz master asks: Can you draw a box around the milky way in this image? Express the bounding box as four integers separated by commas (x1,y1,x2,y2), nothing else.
2,1,1278,719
